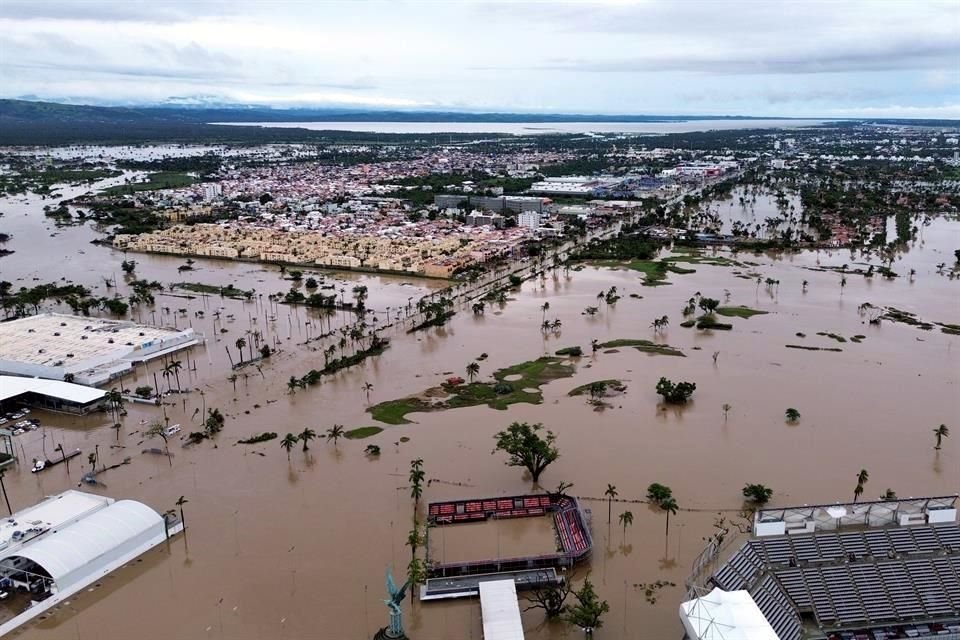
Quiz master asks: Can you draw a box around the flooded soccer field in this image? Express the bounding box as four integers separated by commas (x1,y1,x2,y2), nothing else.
0,171,958,639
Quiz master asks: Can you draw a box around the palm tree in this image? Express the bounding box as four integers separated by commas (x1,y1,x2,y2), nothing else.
326,424,345,447
299,427,317,452
363,382,374,404
853,468,869,502
168,360,183,392
176,495,188,530
541,301,550,322
933,424,950,450
466,361,480,383
235,337,247,364
280,433,298,460
660,496,679,548
722,403,732,422
618,510,633,541
604,484,618,524
287,376,300,394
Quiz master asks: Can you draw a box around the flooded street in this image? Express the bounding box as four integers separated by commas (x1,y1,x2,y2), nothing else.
1,174,958,640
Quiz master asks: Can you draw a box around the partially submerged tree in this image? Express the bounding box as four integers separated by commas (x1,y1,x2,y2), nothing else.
493,422,559,483
655,377,696,404
280,433,298,460
742,483,773,505
523,579,572,619
785,408,801,423
933,424,950,450
564,578,609,637
604,484,618,524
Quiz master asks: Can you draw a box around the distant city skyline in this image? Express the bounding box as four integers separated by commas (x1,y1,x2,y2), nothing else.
1,0,958,118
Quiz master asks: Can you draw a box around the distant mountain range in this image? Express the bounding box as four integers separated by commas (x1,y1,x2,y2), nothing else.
1,98,785,124
0,98,955,146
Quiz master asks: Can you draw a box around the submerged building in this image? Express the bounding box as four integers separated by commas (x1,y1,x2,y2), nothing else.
0,313,201,386
0,490,182,635
681,495,960,640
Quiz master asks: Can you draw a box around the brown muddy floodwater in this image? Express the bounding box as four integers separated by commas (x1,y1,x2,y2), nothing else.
428,517,559,565
0,174,958,640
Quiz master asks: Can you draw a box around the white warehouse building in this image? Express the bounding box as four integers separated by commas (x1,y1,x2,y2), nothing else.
0,490,181,635
0,313,201,386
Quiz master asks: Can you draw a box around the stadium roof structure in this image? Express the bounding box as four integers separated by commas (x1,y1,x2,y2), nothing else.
687,496,960,640
679,587,779,640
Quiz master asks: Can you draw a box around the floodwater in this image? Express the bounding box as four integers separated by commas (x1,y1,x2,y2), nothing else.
428,517,558,565
0,169,958,640
212,119,828,136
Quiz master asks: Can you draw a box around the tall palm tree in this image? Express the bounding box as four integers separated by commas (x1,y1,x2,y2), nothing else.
933,424,950,450
466,361,480,383
145,422,173,466
280,433,298,460
604,484,618,524
176,495,188,529
168,360,183,392
661,496,679,549
363,382,374,404
853,468,869,502
541,301,550,322
326,424,345,448
227,374,238,393
299,427,317,452
618,510,633,540
235,337,247,365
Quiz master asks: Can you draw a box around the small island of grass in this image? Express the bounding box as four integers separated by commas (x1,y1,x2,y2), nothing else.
568,379,626,396
368,357,576,424
345,426,384,440
715,306,768,319
597,338,685,356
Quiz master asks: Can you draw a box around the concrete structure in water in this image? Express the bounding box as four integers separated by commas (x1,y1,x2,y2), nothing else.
0,313,201,386
681,495,960,640
0,490,182,635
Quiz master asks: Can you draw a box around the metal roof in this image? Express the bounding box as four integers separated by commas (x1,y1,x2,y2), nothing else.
680,587,780,640
479,579,524,640
0,375,107,405
2,500,164,591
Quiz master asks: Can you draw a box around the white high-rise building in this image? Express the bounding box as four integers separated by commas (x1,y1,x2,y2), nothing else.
203,184,222,202
518,211,540,230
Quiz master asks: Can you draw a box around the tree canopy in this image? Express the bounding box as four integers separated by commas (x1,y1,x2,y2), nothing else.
493,422,559,483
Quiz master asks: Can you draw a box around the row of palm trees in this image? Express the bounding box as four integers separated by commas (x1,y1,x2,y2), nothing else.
278,425,347,459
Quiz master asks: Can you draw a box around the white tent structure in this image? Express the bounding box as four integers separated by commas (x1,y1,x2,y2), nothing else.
0,492,181,636
679,588,779,640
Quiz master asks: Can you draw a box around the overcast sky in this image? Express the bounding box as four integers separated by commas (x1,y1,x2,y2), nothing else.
1,0,958,117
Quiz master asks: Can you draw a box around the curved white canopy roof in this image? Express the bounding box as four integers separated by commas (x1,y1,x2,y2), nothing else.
680,588,779,640
6,500,163,590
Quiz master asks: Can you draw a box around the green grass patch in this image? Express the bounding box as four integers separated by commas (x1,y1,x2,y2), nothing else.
555,346,583,356
345,426,384,440
367,357,575,424
816,332,847,343
238,432,277,444
597,339,685,356
102,171,199,195
664,253,742,267
696,316,733,330
716,306,768,319
786,344,843,352
568,379,624,396
175,282,254,299
680,319,696,328
850,335,866,343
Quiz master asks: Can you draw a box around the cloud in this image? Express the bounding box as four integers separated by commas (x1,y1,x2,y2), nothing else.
0,0,238,23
